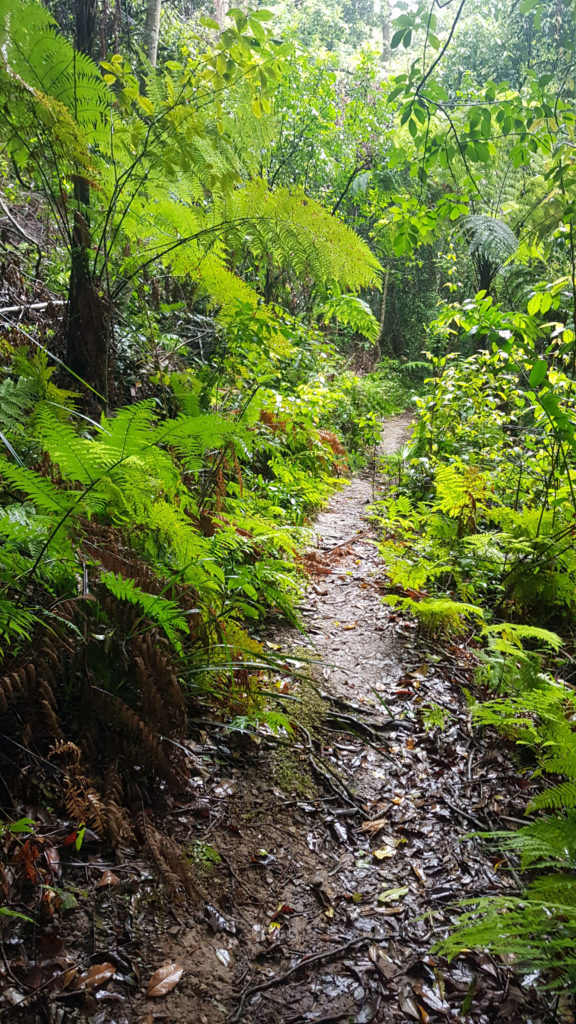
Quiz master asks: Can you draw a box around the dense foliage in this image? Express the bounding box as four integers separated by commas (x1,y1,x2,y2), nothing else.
2,0,576,1002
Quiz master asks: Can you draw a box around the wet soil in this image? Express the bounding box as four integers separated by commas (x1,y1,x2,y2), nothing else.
3,415,559,1024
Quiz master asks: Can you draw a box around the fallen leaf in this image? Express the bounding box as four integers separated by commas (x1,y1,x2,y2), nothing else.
44,846,61,878
377,886,409,904
270,903,296,921
80,963,116,990
398,994,422,1020
373,846,395,860
3,987,27,1006
146,963,184,998
411,864,427,885
97,869,120,888
360,817,388,835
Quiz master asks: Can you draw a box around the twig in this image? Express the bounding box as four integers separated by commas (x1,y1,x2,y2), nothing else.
319,720,397,764
440,793,485,831
322,530,370,553
323,709,411,736
228,937,371,1022
295,722,368,816
0,301,65,315
0,196,44,277
308,751,368,818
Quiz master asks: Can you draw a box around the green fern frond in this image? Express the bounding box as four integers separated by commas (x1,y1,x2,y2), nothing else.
383,594,484,634
437,875,576,986
483,622,563,652
0,456,74,514
460,214,518,275
528,782,576,813
0,598,39,654
100,570,188,650
478,814,576,869
0,0,110,140
318,295,380,342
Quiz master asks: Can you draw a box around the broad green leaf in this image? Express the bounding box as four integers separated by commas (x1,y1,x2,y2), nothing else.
529,359,548,388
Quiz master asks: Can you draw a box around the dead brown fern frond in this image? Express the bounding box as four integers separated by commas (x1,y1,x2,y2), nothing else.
91,687,187,792
140,814,202,899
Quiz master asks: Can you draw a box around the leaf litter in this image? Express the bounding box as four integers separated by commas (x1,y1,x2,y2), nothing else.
0,414,560,1023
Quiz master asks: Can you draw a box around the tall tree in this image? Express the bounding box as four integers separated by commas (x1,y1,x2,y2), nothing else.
66,0,110,410
145,0,161,65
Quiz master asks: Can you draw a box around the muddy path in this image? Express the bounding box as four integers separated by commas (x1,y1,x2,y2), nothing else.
14,416,554,1024
129,413,551,1024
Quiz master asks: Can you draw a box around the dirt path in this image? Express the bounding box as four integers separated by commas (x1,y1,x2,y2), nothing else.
34,416,553,1024
137,413,550,1024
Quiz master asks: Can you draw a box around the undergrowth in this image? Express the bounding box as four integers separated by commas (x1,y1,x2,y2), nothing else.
372,303,576,989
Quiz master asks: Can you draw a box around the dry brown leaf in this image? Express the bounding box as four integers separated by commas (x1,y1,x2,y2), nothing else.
96,869,120,888
359,817,388,835
146,963,184,998
80,963,116,989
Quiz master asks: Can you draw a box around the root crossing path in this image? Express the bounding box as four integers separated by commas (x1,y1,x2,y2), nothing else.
126,416,552,1023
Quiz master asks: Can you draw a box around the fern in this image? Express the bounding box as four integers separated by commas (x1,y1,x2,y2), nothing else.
483,622,563,652
476,814,576,869
100,571,189,651
528,782,576,813
460,214,518,291
437,876,576,987
383,594,484,634
318,295,380,343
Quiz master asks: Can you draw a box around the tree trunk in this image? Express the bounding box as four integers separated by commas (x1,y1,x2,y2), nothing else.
381,0,391,66
65,0,110,411
376,269,389,357
74,0,99,55
214,0,226,27
145,0,161,66
66,212,109,411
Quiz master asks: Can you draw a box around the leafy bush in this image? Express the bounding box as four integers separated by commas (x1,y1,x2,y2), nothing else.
373,294,576,987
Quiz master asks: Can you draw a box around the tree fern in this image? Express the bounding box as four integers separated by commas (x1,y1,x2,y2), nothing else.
318,295,380,343
460,214,518,292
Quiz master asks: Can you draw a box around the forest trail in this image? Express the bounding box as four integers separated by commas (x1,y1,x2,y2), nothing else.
52,417,551,1024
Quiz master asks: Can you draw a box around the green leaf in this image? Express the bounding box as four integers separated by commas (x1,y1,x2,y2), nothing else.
388,84,407,103
377,886,409,903
529,359,548,387
200,16,221,30
0,907,35,923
